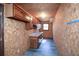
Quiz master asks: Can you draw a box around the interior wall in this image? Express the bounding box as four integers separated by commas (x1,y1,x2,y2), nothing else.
4,5,33,56
53,3,79,55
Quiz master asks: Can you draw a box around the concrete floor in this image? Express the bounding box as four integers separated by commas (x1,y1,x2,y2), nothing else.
24,39,59,56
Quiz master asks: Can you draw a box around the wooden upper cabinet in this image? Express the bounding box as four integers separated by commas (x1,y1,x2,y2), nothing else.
5,4,30,22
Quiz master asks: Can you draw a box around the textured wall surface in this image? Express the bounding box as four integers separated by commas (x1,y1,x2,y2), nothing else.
4,5,33,55
53,4,79,55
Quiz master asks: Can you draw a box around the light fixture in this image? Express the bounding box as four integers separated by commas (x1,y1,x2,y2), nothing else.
25,16,32,21
40,12,47,19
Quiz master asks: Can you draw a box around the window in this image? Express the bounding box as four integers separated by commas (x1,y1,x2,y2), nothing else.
43,24,48,30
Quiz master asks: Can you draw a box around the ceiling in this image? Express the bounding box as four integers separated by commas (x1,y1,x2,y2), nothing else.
18,3,60,21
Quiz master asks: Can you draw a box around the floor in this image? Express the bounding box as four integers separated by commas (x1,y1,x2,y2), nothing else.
24,39,59,56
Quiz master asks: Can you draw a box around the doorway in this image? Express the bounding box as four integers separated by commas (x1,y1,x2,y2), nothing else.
0,4,4,56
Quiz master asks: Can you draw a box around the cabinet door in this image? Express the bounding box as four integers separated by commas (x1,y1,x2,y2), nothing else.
0,4,4,56
13,4,26,21
5,4,30,22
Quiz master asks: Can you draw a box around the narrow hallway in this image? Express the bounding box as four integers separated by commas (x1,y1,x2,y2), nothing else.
3,3,79,56
24,39,59,56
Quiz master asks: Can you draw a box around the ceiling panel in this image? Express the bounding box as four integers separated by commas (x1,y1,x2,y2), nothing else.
18,3,60,21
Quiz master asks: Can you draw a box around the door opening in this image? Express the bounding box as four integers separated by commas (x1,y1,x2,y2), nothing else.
0,4,4,56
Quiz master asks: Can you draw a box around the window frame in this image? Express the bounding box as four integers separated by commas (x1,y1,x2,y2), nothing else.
43,24,49,30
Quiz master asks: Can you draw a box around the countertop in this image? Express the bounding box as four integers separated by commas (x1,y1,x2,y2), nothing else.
29,32,43,37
